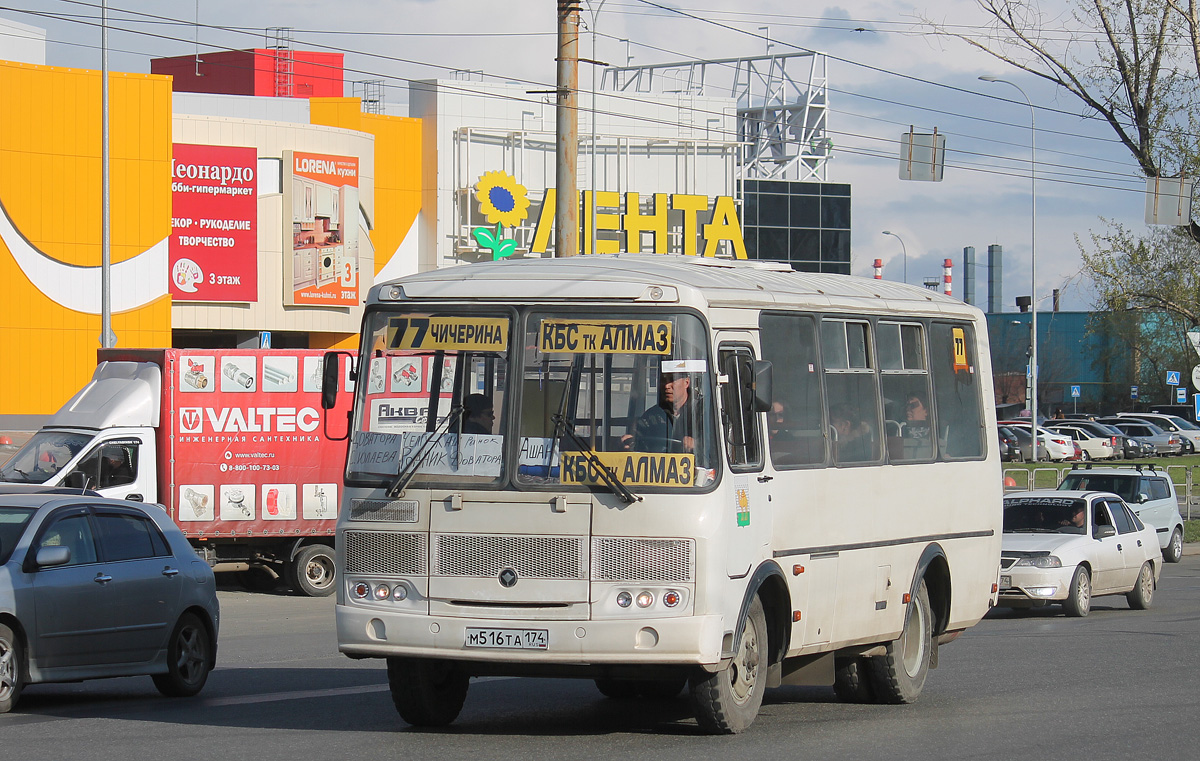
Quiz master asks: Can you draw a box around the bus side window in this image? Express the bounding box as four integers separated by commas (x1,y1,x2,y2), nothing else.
929,323,985,460
718,346,763,471
759,313,825,467
878,321,933,463
822,319,881,464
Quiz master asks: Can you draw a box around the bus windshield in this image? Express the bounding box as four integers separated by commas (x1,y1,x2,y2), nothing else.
515,311,718,492
346,308,512,487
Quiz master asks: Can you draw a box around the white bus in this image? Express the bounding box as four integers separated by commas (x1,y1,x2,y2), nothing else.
330,254,1001,733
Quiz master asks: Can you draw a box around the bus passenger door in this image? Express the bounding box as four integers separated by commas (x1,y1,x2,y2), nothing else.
717,340,771,578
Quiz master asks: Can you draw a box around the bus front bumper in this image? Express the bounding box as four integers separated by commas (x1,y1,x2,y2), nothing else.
336,604,727,666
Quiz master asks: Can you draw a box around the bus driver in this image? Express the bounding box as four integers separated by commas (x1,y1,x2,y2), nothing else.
624,372,697,453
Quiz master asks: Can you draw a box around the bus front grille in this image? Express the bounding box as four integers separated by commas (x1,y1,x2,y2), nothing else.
349,498,419,523
434,534,585,579
345,530,427,575
592,537,695,582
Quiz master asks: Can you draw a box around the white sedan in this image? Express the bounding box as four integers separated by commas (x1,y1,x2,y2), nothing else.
998,490,1161,616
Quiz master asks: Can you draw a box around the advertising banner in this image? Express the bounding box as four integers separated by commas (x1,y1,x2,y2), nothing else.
284,150,360,307
170,144,258,302
170,349,352,537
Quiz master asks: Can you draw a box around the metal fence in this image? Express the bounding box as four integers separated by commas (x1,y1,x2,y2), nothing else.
1002,464,1197,520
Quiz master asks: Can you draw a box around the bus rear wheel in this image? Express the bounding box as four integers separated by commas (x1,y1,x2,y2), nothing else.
868,579,931,704
386,657,469,727
689,595,767,734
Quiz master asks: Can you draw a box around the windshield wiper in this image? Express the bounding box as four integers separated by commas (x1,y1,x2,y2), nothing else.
386,406,465,498
551,413,640,504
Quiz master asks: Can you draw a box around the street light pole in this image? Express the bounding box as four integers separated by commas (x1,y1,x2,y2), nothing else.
981,75,1037,459
881,230,907,283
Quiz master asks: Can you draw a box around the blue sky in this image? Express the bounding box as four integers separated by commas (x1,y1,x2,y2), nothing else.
3,0,1155,311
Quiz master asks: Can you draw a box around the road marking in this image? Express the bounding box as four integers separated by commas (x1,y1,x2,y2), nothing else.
201,683,390,707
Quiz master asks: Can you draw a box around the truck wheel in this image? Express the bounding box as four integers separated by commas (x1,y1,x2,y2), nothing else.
0,623,25,714
1163,528,1183,564
387,657,469,727
152,613,212,697
289,544,336,597
236,567,279,593
868,579,931,704
689,595,767,734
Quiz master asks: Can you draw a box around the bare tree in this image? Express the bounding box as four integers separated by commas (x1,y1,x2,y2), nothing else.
1080,222,1200,322
926,0,1198,177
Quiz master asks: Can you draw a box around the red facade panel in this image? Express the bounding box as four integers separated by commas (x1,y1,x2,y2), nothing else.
152,49,344,98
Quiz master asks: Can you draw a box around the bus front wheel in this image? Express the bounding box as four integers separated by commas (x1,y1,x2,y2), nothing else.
689,595,767,734
386,657,469,727
868,579,931,704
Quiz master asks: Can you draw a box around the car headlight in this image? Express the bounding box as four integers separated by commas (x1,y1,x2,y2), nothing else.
1015,555,1062,568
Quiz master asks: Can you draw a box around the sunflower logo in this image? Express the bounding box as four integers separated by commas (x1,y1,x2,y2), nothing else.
472,171,530,260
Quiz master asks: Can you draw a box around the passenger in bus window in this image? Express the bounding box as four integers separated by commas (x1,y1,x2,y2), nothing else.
624,372,696,453
904,393,931,439
768,401,787,440
831,404,872,462
461,394,496,435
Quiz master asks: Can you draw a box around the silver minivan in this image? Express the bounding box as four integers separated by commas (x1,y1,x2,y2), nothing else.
0,486,219,713
1116,412,1200,455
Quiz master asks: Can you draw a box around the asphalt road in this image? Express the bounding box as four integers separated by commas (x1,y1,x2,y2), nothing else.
3,559,1200,760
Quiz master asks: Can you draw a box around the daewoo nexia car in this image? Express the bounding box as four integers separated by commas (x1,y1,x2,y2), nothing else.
0,486,219,713
998,490,1161,617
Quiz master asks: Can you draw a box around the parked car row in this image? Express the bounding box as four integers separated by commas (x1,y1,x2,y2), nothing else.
1001,410,1197,460
998,464,1185,618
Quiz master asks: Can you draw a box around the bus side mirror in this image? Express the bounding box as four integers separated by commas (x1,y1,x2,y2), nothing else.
752,360,773,413
321,352,341,410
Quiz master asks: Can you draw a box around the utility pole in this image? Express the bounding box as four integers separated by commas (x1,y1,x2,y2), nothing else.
555,1,580,257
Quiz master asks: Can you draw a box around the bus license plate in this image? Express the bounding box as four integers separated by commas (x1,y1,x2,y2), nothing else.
999,575,1011,590
465,628,549,650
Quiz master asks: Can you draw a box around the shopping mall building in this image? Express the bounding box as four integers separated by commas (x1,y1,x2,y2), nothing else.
0,18,849,427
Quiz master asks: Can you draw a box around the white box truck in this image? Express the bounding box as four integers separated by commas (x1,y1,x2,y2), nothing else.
0,348,353,596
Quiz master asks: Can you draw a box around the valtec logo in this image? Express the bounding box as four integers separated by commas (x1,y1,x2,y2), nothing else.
179,407,321,434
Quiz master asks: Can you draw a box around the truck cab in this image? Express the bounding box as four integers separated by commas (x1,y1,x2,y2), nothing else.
0,362,159,503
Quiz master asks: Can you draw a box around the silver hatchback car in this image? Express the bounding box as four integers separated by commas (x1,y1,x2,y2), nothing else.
0,487,219,713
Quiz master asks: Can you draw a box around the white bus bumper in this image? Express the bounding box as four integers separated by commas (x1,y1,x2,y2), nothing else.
337,605,727,665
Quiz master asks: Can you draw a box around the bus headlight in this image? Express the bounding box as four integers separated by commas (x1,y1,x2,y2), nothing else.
392,584,409,601
351,582,370,599
636,591,654,608
663,590,681,608
616,591,633,608
373,583,391,600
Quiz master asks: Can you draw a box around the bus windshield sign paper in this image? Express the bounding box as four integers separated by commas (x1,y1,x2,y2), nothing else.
560,451,694,487
386,316,509,351
539,320,673,354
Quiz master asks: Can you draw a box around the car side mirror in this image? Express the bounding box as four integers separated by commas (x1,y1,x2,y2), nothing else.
1137,493,1149,504
35,545,71,567
1093,525,1116,539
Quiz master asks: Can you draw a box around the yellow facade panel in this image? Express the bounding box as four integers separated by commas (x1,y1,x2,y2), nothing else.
0,62,172,416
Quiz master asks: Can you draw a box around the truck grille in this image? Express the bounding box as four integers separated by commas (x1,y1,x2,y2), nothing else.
349,498,419,523
433,534,585,579
345,530,427,575
592,537,694,582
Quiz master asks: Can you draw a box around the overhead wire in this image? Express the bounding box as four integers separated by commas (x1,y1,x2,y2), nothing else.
0,0,1175,194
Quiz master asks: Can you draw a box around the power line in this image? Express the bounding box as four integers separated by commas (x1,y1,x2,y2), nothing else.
2,1,1173,193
